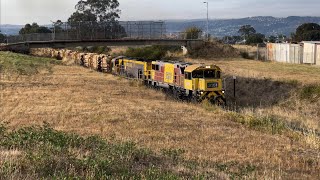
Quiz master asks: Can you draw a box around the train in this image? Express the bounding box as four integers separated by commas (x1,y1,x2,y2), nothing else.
29,48,227,105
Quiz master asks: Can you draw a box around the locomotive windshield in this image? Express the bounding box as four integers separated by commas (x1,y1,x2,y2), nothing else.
192,70,204,78
191,70,219,79
204,70,216,78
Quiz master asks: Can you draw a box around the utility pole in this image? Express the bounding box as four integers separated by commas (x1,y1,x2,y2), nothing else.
203,1,209,41
0,0,2,33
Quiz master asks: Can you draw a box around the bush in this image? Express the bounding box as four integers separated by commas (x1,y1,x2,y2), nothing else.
184,26,202,39
188,41,240,59
86,46,111,54
240,52,253,59
124,45,181,60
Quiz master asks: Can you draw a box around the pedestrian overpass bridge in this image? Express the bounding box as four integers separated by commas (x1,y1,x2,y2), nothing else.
1,21,204,52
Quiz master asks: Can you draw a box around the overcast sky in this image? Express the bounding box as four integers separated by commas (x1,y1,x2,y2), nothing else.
0,0,320,25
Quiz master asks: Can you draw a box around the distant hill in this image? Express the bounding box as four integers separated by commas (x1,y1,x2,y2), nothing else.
0,24,23,35
165,16,320,37
2,16,320,37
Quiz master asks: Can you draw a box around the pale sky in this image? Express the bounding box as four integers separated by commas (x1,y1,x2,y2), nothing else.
0,0,320,25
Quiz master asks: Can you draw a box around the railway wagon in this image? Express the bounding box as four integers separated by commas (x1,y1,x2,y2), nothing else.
100,55,112,73
111,56,151,79
149,61,190,88
85,53,95,69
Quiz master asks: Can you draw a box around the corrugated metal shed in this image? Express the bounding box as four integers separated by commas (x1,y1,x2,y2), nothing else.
316,44,320,66
303,43,316,64
289,44,302,64
267,43,294,63
267,43,275,61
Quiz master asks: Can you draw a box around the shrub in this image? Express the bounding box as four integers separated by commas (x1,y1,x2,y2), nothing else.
240,52,254,59
124,45,181,60
86,46,111,54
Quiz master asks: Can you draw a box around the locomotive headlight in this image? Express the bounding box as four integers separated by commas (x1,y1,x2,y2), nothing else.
222,90,225,94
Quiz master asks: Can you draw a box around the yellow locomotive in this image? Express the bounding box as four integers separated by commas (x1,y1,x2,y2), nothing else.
28,48,226,105
111,57,226,105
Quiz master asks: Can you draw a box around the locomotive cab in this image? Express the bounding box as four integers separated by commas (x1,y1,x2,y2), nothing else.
184,64,226,104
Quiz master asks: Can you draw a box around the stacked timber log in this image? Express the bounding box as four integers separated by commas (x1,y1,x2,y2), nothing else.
29,48,113,73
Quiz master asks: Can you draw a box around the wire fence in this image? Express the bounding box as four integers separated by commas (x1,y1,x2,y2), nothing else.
6,21,168,44
5,21,204,44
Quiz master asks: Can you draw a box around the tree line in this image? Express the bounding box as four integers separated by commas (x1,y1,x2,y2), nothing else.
174,22,320,44
0,0,123,42
222,23,320,45
1,1,320,44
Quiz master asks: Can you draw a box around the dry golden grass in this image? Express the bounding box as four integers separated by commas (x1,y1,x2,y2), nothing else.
187,58,320,85
232,45,258,53
1,61,320,178
188,57,320,136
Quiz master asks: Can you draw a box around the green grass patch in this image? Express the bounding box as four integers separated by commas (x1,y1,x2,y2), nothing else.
300,84,320,102
0,123,259,179
228,112,286,134
0,51,61,75
0,123,180,179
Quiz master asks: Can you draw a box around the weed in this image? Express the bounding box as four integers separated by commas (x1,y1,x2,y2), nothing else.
201,100,220,112
284,79,300,86
300,84,320,102
210,161,257,179
228,112,286,134
161,148,186,161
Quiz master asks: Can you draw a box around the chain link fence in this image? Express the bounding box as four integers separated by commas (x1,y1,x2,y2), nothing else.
7,21,169,44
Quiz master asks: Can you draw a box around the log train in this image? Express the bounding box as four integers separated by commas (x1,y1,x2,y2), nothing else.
30,48,227,105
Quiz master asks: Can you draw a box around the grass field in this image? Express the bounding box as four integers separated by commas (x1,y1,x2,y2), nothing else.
187,58,320,85
188,58,320,134
1,51,320,179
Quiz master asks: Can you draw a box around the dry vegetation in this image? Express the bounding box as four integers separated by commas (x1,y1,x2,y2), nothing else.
188,58,320,133
1,51,320,179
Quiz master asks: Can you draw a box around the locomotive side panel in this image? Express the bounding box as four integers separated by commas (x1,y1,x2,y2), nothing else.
163,63,175,84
